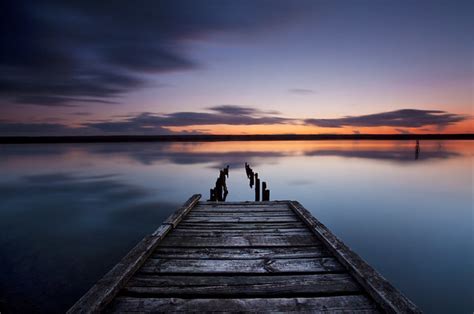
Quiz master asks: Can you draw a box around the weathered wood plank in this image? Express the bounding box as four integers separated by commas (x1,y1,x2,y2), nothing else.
159,234,318,247
140,257,344,274
186,211,296,217
289,201,420,313
162,194,201,228
193,207,291,212
107,295,379,312
71,198,418,313
170,228,312,236
177,222,307,229
198,201,290,206
151,246,330,259
182,216,300,223
124,273,361,297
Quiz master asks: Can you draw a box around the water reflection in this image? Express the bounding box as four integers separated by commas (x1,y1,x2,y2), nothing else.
0,140,466,169
0,140,472,313
0,172,180,313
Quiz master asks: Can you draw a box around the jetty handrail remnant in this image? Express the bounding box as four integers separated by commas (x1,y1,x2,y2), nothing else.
67,194,201,314
289,201,420,313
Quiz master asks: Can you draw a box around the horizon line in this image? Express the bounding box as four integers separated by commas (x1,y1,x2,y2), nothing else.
1,133,473,144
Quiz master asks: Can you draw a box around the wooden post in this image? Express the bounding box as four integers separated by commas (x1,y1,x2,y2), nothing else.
209,188,216,201
262,182,270,201
255,173,260,201
263,189,270,201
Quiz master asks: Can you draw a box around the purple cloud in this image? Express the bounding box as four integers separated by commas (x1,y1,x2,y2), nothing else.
305,109,467,128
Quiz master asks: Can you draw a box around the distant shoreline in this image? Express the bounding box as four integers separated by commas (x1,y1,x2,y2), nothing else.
0,134,472,144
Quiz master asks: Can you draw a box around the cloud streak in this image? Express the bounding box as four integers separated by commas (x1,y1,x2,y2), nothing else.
0,1,314,107
85,105,292,133
0,107,468,136
305,109,467,129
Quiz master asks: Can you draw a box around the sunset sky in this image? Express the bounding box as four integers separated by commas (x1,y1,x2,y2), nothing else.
1,0,472,135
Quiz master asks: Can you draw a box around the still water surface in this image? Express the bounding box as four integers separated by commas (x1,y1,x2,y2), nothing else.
0,140,472,313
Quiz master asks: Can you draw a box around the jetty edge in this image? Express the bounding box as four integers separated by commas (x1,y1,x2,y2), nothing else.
68,194,420,313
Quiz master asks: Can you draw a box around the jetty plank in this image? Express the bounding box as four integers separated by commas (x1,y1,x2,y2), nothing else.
182,215,300,223
107,295,379,312
124,273,361,297
169,228,312,236
69,196,420,313
186,211,296,217
151,246,330,259
139,257,344,274
177,221,307,229
159,234,319,247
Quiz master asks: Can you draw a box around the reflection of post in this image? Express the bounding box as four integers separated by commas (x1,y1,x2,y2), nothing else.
255,173,260,202
415,140,420,160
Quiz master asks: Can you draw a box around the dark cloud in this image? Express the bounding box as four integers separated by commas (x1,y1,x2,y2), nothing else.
0,104,293,135
85,105,292,133
0,107,468,136
0,0,314,107
208,105,280,116
0,122,74,135
289,88,315,95
305,109,467,128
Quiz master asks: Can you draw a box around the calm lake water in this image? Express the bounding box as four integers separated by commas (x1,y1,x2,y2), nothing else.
0,140,472,313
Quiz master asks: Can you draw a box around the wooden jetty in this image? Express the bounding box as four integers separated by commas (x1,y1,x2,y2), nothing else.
68,194,420,313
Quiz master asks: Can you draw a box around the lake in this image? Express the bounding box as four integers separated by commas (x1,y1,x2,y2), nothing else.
0,140,472,313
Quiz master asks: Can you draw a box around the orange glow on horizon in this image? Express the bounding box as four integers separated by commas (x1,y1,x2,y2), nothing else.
166,119,473,135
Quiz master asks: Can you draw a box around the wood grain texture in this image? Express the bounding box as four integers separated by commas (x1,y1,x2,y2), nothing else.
107,295,380,313
170,228,312,236
198,201,291,206
151,246,330,259
124,273,361,297
193,207,291,212
177,222,307,229
159,234,319,247
186,211,296,217
163,194,201,228
140,257,344,274
71,199,418,313
182,215,300,223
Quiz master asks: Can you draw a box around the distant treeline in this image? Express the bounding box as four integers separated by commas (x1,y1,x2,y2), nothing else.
0,134,472,144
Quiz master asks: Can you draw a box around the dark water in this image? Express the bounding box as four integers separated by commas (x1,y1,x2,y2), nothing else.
0,140,472,313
